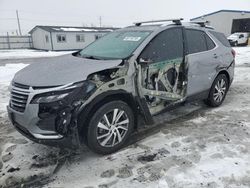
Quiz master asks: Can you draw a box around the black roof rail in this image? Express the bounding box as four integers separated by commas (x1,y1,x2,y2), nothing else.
190,21,210,27
134,18,184,26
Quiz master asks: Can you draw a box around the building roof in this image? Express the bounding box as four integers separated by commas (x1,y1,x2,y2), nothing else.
29,25,119,34
191,9,250,21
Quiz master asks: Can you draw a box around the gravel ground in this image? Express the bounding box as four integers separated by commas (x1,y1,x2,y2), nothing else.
0,47,250,188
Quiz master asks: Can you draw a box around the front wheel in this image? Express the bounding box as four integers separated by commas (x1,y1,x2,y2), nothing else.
87,100,134,154
205,74,229,107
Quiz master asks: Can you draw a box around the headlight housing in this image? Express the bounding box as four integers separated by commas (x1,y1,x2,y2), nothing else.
31,81,96,104
31,90,74,104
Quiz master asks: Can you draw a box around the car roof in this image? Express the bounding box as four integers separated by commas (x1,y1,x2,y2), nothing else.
117,23,214,33
121,24,163,32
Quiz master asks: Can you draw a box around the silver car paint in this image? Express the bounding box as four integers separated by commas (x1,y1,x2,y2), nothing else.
8,83,78,139
8,24,235,141
13,54,123,86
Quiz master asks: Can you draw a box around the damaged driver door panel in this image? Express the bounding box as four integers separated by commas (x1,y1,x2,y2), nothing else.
137,27,187,115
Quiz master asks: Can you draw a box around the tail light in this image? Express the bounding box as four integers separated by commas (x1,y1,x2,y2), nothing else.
231,49,236,58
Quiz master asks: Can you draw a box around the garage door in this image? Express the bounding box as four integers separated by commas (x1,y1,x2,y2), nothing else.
231,18,250,34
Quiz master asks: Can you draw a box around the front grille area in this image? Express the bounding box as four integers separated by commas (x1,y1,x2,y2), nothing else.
10,83,30,112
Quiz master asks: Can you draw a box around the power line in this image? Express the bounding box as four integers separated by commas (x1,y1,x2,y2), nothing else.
0,18,16,20
16,10,22,35
0,17,84,25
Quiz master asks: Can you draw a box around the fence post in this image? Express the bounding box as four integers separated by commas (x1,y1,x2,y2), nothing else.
7,32,10,49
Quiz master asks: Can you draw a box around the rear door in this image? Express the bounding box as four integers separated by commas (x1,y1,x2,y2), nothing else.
185,29,219,97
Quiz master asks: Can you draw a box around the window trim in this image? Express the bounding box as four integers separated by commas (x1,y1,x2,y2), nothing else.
137,26,186,64
56,34,67,43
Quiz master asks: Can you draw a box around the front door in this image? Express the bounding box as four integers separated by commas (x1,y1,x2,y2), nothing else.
137,27,186,115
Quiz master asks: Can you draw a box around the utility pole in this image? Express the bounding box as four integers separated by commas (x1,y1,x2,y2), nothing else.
7,32,10,49
16,10,22,35
99,16,102,27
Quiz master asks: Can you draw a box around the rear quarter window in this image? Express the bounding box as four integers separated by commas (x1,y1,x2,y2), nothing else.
205,34,216,50
209,31,231,47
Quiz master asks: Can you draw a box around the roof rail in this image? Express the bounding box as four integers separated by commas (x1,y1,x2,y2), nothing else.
134,18,184,26
190,21,210,27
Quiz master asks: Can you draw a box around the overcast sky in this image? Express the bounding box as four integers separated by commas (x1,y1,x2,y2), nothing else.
0,0,250,35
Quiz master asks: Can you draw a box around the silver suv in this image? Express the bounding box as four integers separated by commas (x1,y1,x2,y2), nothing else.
7,19,235,154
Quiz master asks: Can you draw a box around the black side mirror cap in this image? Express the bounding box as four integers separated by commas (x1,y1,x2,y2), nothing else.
138,58,153,64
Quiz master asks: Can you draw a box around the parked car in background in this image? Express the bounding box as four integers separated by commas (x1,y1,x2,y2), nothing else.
227,32,249,46
7,19,235,154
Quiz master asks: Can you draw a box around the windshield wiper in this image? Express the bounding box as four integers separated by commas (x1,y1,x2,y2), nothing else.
81,55,102,60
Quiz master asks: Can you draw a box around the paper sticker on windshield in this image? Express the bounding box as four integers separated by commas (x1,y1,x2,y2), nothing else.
123,37,141,42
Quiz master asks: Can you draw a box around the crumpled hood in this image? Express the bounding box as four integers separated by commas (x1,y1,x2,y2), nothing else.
13,54,122,87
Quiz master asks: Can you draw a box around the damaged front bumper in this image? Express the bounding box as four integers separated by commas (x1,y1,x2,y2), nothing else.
7,104,79,149
7,82,95,149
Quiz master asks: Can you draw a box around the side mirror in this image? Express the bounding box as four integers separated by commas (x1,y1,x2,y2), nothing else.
138,58,153,64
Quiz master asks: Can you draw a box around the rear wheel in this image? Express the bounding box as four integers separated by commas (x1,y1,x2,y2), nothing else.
205,74,229,107
87,100,134,154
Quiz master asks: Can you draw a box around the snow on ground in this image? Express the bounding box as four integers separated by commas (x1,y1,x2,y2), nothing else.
0,64,28,116
234,46,250,66
0,49,75,60
0,47,250,188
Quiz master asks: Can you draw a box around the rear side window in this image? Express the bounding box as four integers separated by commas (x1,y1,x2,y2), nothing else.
209,31,231,47
186,29,207,54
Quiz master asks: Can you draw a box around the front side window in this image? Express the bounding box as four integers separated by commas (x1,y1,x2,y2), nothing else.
140,27,184,63
79,31,151,59
76,34,85,42
57,34,66,43
186,29,207,54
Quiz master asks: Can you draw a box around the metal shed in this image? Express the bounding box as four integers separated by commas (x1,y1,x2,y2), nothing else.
191,10,250,36
29,26,118,51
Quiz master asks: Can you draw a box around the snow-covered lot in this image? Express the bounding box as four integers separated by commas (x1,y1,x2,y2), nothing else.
0,48,250,188
0,49,75,60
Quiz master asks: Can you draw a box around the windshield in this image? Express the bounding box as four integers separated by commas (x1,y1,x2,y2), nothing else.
79,30,151,59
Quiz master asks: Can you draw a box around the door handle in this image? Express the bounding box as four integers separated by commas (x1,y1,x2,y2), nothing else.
213,54,218,59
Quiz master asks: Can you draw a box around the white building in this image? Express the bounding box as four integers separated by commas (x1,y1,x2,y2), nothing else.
191,10,250,36
29,26,117,51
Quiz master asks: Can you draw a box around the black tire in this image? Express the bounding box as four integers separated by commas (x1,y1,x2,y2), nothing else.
87,100,134,154
234,41,238,46
205,74,229,107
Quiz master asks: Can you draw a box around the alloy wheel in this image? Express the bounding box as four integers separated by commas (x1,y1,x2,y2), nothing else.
213,78,227,103
96,108,129,147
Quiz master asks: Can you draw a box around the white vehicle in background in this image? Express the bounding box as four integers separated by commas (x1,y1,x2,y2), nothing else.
227,32,249,46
